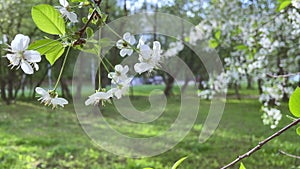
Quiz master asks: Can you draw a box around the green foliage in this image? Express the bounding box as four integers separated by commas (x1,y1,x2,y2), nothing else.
240,162,246,169
276,0,291,12
31,4,66,35
297,126,300,136
28,39,65,65
209,39,219,49
215,30,221,40
235,44,248,51
171,157,187,169
289,87,300,117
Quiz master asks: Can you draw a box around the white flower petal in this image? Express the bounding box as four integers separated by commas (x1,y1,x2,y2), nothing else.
85,91,112,106
20,60,34,74
24,50,41,62
122,65,129,74
129,36,136,45
127,49,133,56
59,8,68,16
116,40,124,49
35,87,48,95
52,97,68,107
85,98,94,106
108,72,115,79
137,36,145,49
6,54,20,66
134,63,154,74
115,65,123,72
11,34,30,52
59,0,69,7
34,63,39,71
123,32,131,40
140,45,152,59
66,12,78,23
120,49,128,57
114,90,122,99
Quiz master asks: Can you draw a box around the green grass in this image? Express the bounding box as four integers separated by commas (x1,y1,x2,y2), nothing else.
0,87,299,169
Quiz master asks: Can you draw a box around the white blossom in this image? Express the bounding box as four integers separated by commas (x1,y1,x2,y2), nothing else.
111,78,132,99
4,34,41,74
134,41,162,74
108,64,129,84
35,87,68,109
85,90,113,106
292,0,300,9
163,41,184,58
261,107,282,129
58,0,78,23
116,32,136,57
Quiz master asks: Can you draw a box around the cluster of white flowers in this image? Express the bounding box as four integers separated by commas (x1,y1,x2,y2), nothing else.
2,34,69,108
288,9,300,35
85,32,186,106
86,32,168,106
85,64,132,106
116,32,136,57
4,34,41,75
198,72,228,99
134,40,162,74
163,41,184,58
259,85,284,107
261,107,282,129
292,0,300,9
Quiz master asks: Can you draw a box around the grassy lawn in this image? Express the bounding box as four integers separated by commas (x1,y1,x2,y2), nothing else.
0,86,299,169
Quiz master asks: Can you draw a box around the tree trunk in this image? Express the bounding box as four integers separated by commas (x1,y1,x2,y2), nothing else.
7,71,15,104
164,75,174,97
0,56,8,104
181,72,190,94
246,72,253,89
234,82,241,100
258,79,263,95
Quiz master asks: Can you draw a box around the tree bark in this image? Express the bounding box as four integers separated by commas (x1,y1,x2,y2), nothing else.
234,82,241,100
258,78,263,95
164,75,174,97
246,72,253,89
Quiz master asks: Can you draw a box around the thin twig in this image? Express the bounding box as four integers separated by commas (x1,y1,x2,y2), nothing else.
220,118,300,169
266,72,300,78
73,0,102,46
278,150,300,160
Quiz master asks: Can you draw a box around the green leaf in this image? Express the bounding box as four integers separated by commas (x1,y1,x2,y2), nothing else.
171,157,187,169
297,126,300,136
240,162,246,169
32,4,66,35
235,45,248,51
289,87,300,117
215,30,221,40
86,27,94,39
276,0,291,12
28,39,65,65
209,39,219,49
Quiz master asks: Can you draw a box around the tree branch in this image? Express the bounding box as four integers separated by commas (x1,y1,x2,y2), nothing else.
278,150,300,160
73,0,102,46
266,72,300,78
220,118,300,169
